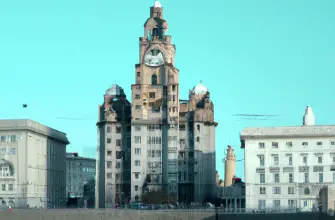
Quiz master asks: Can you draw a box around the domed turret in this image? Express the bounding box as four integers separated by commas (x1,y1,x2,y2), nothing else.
154,0,162,8
104,83,125,97
191,80,209,95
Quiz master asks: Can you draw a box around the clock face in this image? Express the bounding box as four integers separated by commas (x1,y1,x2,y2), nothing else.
144,49,164,67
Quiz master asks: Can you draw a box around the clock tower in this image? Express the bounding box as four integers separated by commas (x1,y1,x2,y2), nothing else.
130,1,180,202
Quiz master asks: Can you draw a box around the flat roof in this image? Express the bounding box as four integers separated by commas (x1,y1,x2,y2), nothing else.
240,125,335,140
0,119,70,144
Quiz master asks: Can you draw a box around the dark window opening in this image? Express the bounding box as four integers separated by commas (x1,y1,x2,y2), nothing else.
152,74,157,85
149,92,155,98
197,124,200,131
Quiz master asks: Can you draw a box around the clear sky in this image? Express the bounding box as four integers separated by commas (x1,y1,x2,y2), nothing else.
1,0,335,180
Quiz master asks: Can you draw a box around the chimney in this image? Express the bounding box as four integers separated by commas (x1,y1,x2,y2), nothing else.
303,105,315,126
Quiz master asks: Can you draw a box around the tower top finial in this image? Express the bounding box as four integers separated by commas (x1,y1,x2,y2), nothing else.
154,0,162,8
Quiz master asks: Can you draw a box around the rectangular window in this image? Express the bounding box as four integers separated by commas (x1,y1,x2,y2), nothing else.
179,124,186,131
258,200,266,210
107,138,111,144
135,185,139,191
274,200,280,209
304,173,309,183
116,139,121,146
288,187,295,194
273,187,281,194
302,142,308,146
8,184,13,191
107,126,111,133
259,155,265,167
258,142,265,149
303,156,307,165
134,136,141,144
260,187,266,194
135,160,140,166
333,156,335,164
116,126,122,133
135,105,141,110
303,200,308,207
260,173,265,183
149,92,155,98
274,173,280,183
1,184,5,191
272,142,279,148
317,141,322,146
116,162,121,169
318,156,322,164
135,94,140,99
135,173,139,179
107,150,112,156
10,135,16,142
286,142,292,147
331,141,335,146
289,173,294,183
0,136,6,142
107,173,112,179
107,161,112,168
333,172,335,183
288,200,295,208
135,126,141,132
273,156,279,166
8,148,16,155
289,156,293,166
319,173,323,183
135,148,141,155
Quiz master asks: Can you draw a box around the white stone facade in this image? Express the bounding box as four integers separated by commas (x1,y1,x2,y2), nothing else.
0,119,69,208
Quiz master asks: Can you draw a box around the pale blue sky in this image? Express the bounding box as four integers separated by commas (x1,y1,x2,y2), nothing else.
1,0,335,180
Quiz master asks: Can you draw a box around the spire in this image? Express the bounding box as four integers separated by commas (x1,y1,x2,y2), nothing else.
303,105,315,126
154,0,162,8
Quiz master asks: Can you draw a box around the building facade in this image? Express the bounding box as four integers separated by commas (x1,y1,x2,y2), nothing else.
66,153,96,199
318,184,335,212
130,1,217,204
96,84,132,208
0,119,69,208
240,106,335,211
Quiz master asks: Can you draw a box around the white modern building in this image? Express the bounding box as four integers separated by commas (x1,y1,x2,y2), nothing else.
240,106,335,211
0,119,69,208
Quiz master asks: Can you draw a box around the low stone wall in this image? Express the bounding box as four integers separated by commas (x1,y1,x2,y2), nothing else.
0,209,332,220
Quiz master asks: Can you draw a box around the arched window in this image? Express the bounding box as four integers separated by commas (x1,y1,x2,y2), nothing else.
0,159,14,177
151,74,157,85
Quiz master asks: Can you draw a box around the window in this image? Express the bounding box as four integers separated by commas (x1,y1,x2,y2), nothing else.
319,173,323,183
286,142,292,147
317,141,322,146
274,173,280,183
135,105,141,111
333,156,335,164
304,188,310,195
107,173,112,179
151,74,158,85
107,126,111,133
303,156,307,165
107,138,111,144
331,141,335,146
196,124,200,131
10,135,16,142
135,160,140,166
116,151,122,159
155,150,161,157
134,136,141,144
135,185,139,191
288,200,295,208
260,187,266,194
135,148,141,155
273,156,279,166
135,173,139,179
258,142,265,149
1,184,5,191
135,94,140,99
8,148,15,155
288,187,295,194
318,156,322,164
273,200,280,209
289,173,294,183
116,126,122,133
196,137,200,142
116,162,121,169
302,142,308,146
258,200,266,209
272,142,279,148
304,173,309,183
135,126,141,132
273,187,281,194
288,156,293,166
149,92,155,98
179,124,186,131
107,161,112,168
107,150,112,156
333,172,335,183
303,200,308,207
259,173,265,183
116,139,121,146
259,155,265,167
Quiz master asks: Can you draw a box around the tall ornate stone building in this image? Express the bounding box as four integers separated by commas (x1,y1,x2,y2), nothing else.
130,1,217,203
96,84,132,208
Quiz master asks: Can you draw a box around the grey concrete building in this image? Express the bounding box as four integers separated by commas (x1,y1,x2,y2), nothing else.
0,119,69,208
66,153,95,199
96,84,132,208
130,1,217,204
